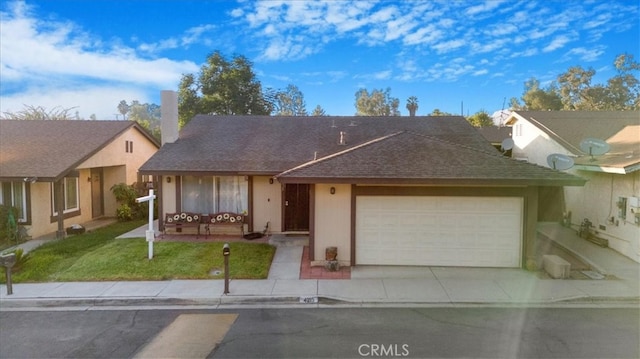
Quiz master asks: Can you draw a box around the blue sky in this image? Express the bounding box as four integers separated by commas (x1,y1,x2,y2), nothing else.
1,0,638,121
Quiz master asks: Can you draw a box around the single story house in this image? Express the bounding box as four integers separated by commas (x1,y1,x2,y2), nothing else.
506,110,640,263
0,120,160,238
139,92,585,270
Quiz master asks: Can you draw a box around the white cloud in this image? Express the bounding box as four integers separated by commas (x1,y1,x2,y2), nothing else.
373,70,392,80
1,3,198,87
433,39,465,54
562,46,605,62
403,25,442,46
543,35,572,52
1,84,152,120
465,0,506,16
0,1,199,120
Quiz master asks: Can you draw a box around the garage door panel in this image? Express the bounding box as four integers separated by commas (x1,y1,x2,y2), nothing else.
356,196,522,268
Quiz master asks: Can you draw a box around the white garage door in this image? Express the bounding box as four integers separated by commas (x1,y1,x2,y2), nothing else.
356,196,523,267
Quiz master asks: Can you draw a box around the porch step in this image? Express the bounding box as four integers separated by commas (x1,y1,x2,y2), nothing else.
268,234,309,247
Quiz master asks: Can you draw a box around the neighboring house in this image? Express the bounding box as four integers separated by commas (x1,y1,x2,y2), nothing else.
476,126,513,156
506,111,640,263
0,120,160,239
140,93,585,270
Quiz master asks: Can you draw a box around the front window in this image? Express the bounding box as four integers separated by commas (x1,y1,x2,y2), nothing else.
0,181,27,222
52,177,80,215
182,176,248,214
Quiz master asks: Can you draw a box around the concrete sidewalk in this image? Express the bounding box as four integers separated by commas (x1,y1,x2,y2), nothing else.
1,222,638,308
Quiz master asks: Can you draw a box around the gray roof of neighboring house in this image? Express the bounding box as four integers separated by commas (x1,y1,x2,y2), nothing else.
0,120,159,182
508,111,640,171
140,115,585,186
476,126,512,143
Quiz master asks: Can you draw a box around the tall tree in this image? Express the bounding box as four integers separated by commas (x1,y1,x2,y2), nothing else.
177,51,271,127
311,104,327,116
117,100,130,121
557,66,596,110
510,78,562,110
354,88,400,116
0,105,76,120
466,109,494,127
128,101,161,140
406,96,419,117
273,84,308,116
512,54,640,111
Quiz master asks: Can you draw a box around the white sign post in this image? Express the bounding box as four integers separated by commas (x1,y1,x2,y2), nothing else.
136,189,156,260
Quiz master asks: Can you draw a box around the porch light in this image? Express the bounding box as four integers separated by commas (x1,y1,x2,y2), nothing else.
330,187,336,195
166,176,171,183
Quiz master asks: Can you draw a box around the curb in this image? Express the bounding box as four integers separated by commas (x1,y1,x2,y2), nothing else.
2,295,639,309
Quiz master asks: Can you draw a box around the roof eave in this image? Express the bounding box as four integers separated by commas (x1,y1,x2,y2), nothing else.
276,176,586,186
138,169,279,177
573,163,640,174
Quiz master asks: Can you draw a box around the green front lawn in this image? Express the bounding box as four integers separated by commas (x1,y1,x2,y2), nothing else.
1,220,276,283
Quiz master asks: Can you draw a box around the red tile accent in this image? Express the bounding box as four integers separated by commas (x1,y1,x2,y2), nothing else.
300,246,351,280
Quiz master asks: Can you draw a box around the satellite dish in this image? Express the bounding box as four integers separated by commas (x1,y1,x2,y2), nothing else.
579,138,610,161
547,153,574,170
500,138,514,151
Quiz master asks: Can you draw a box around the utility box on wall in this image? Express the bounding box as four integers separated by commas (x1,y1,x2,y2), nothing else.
628,196,640,225
617,197,627,220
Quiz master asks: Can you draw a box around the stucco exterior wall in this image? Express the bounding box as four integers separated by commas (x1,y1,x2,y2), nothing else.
312,184,352,266
26,182,53,238
26,169,93,238
565,170,640,263
252,176,282,233
511,116,640,263
511,120,572,164
78,127,158,185
21,127,157,239
102,166,126,217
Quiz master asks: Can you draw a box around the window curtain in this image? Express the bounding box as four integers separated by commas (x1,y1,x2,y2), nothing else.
182,176,215,214
181,176,248,214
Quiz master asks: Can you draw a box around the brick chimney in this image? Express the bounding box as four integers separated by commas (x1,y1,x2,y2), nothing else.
161,90,179,145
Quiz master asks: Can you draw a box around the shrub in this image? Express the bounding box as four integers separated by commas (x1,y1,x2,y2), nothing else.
116,204,133,221
0,205,19,243
111,183,155,221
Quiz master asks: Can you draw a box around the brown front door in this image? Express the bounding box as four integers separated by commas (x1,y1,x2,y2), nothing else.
91,168,104,218
284,184,310,231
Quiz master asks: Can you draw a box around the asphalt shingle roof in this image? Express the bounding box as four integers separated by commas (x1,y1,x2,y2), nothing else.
276,131,584,185
0,120,157,181
140,115,494,174
140,115,585,186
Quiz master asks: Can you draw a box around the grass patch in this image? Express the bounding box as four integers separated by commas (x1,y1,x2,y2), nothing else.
2,220,275,282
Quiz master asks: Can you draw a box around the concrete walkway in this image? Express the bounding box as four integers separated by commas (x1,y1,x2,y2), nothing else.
1,222,638,308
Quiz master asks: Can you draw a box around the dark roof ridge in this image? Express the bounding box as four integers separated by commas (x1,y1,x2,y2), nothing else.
275,131,405,178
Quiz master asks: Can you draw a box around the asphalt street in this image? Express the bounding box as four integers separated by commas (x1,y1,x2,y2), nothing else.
1,307,638,359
